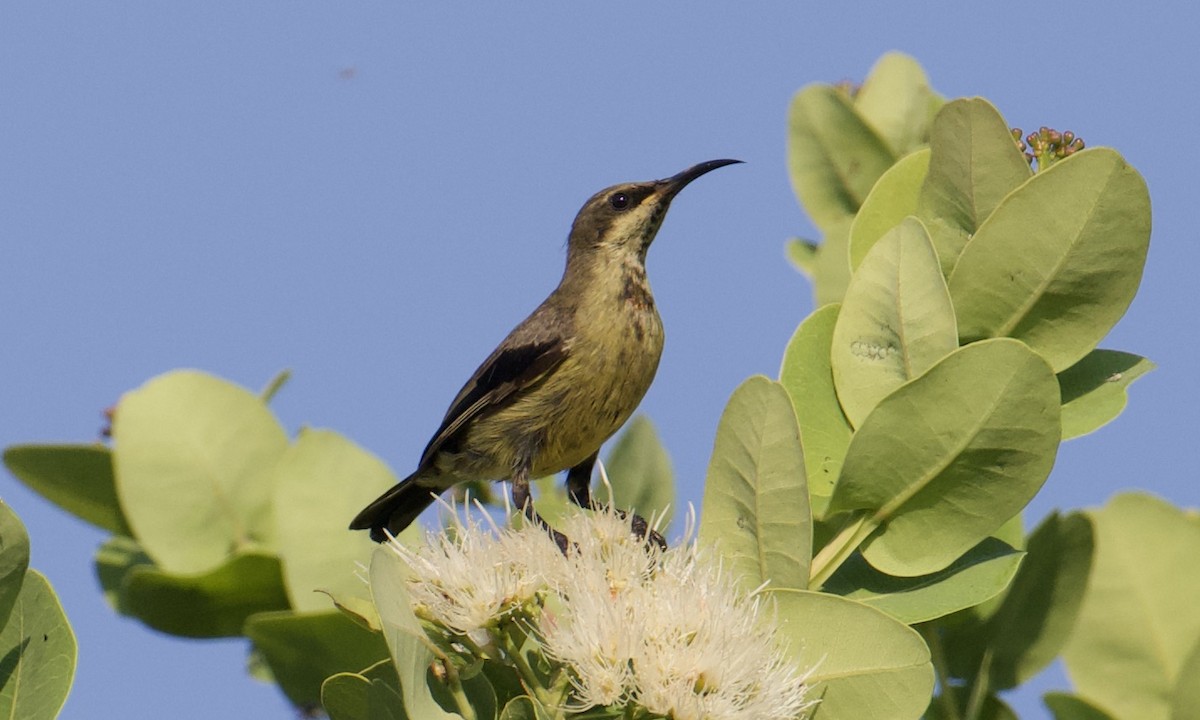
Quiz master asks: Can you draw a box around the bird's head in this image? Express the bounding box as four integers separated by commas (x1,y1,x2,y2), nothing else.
566,159,742,266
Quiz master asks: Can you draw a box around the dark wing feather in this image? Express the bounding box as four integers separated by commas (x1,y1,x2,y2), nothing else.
417,333,567,468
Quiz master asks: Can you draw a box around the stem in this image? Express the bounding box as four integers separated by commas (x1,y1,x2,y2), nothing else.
502,624,557,712
963,647,993,720
418,641,477,720
808,514,878,589
445,669,478,720
918,624,961,720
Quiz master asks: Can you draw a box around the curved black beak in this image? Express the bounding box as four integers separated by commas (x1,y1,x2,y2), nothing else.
657,158,743,199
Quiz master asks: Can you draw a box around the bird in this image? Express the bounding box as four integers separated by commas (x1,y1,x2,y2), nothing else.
350,159,742,548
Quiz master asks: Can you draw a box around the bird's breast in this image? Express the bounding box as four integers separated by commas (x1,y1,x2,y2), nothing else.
521,298,663,473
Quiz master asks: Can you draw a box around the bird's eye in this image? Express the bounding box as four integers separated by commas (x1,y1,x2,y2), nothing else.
609,192,630,210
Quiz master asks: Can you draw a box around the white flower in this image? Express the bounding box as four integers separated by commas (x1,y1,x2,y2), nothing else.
383,498,813,720
538,506,814,720
384,500,561,644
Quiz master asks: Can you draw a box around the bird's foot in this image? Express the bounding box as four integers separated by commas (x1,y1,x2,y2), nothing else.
592,504,667,551
627,511,668,551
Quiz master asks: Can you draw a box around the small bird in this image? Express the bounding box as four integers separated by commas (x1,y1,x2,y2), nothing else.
350,159,741,547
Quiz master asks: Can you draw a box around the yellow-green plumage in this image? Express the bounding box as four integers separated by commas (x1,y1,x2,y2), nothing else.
350,160,739,543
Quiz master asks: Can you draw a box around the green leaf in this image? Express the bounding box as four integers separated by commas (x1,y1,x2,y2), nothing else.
946,513,1094,689
273,428,398,613
118,551,290,638
1059,350,1155,439
597,415,674,526
926,690,1017,720
947,148,1152,372
984,512,1093,688
830,339,1061,576
966,513,1026,622
821,537,1024,624
771,590,933,720
369,547,462,720
779,304,853,518
0,502,31,629
1171,639,1200,720
699,377,810,592
854,52,941,156
499,696,550,720
786,238,819,276
0,570,76,720
1063,493,1200,720
807,221,855,307
322,673,372,720
428,666,497,720
848,149,931,270
3,444,132,535
916,97,1033,274
325,591,383,634
323,665,408,720
787,85,897,233
1043,692,1117,720
831,218,957,427
93,535,154,611
112,370,289,573
245,609,391,709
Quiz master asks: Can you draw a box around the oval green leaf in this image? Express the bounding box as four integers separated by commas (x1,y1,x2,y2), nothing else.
854,52,941,156
0,501,31,628
849,149,931,269
1063,493,1200,720
699,377,810,591
112,370,289,573
245,609,391,710
94,535,154,611
830,339,1061,576
1059,350,1155,439
273,428,398,612
807,220,855,307
779,304,852,518
119,551,290,638
948,148,1151,372
597,415,674,526
946,512,1094,689
821,537,1024,624
1171,639,1200,720
369,547,463,720
788,85,897,233
916,97,1033,273
499,696,550,720
786,237,819,276
926,691,1017,720
986,512,1093,688
3,444,132,535
322,672,372,720
771,589,933,720
1043,692,1117,720
832,217,957,427
0,570,76,720
322,670,408,720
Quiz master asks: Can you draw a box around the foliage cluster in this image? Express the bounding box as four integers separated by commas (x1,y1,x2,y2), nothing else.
3,53,1194,720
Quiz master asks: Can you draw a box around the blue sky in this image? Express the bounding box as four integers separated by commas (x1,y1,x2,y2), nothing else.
3,3,1196,718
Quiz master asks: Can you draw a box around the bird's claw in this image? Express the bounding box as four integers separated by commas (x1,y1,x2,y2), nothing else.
628,512,668,551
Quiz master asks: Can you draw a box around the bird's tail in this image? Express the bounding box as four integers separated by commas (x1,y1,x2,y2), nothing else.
349,471,441,543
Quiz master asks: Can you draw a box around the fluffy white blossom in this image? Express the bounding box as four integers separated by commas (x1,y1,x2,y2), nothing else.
384,500,561,645
385,499,814,720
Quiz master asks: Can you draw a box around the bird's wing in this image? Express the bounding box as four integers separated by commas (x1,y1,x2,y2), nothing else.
417,333,568,469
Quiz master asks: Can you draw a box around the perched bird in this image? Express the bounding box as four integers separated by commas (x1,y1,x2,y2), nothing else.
350,159,741,547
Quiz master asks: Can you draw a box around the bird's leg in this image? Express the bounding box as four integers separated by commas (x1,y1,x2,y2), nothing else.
565,451,596,508
511,465,571,554
565,453,667,551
